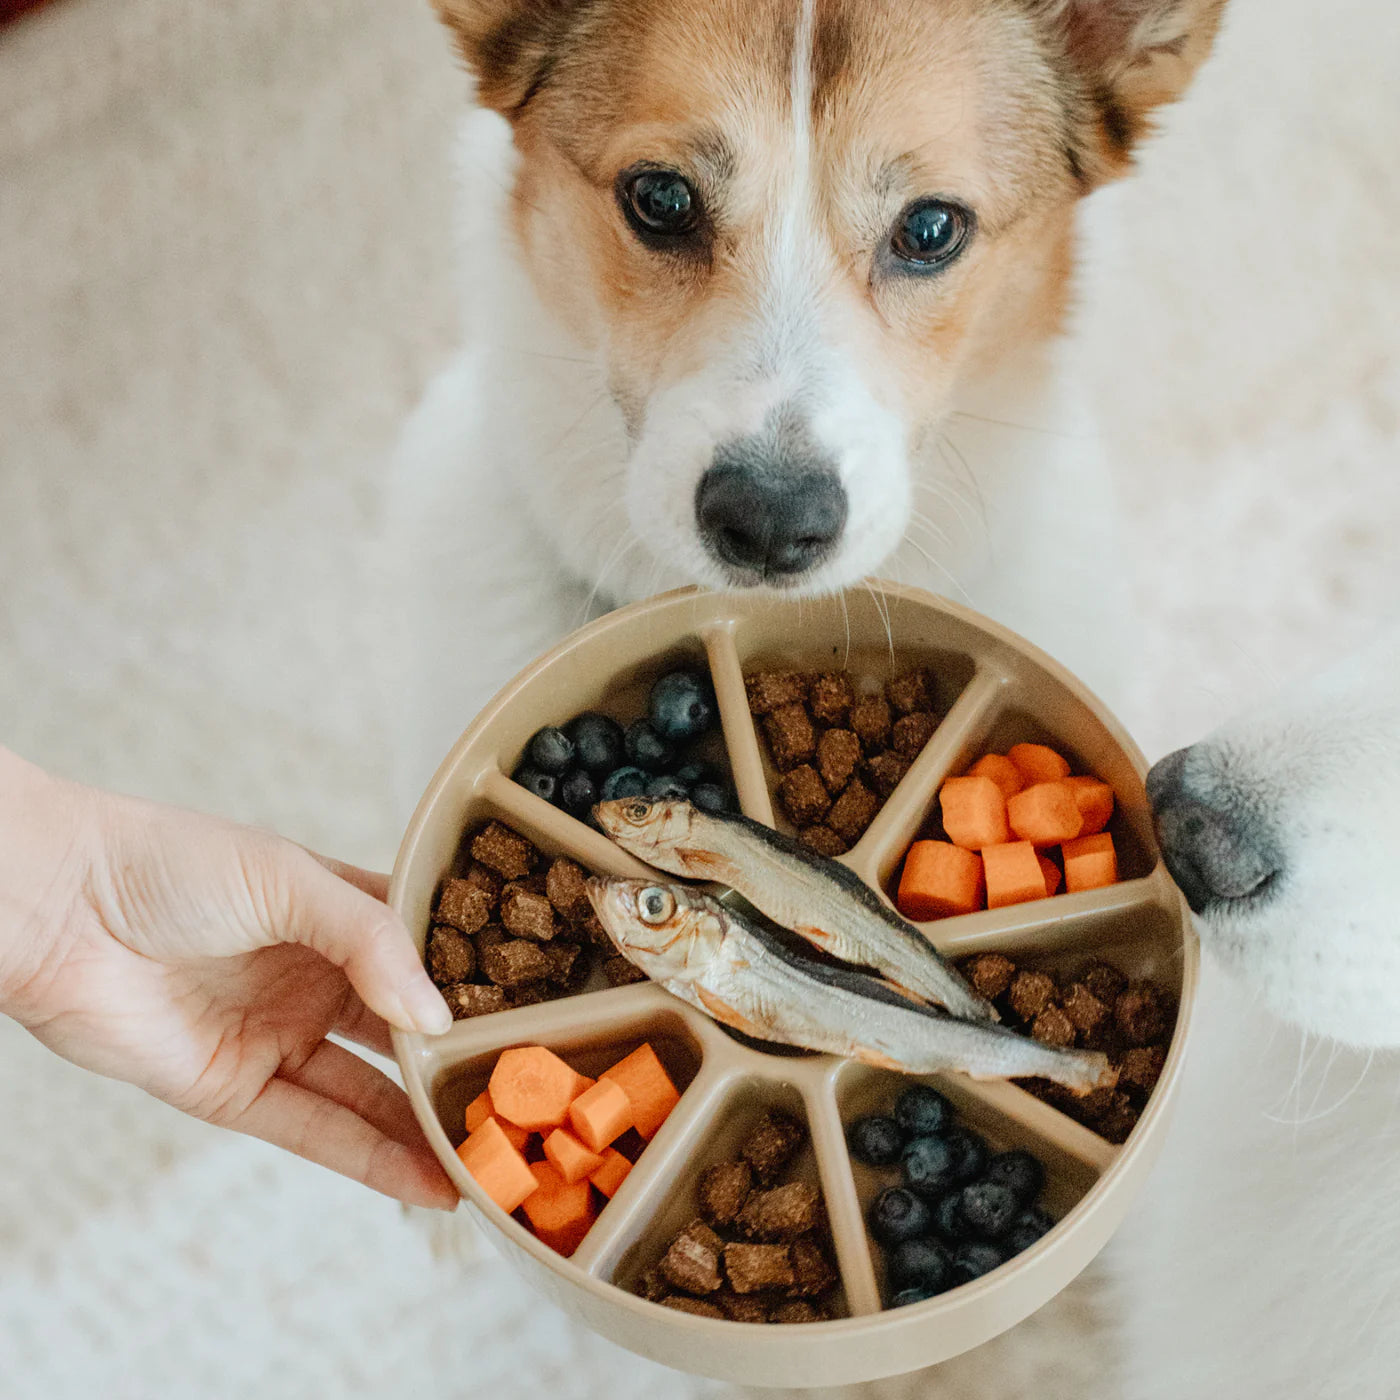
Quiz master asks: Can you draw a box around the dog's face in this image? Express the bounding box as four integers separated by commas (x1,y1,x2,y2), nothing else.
437,0,1225,591
1149,626,1400,1048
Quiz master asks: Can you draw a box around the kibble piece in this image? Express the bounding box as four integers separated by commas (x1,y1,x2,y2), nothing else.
634,1267,670,1303
470,821,537,880
1031,1004,1077,1048
778,765,831,825
698,1160,753,1228
736,1182,821,1242
581,912,616,949
1119,1044,1167,1100
816,728,862,793
436,879,493,936
866,751,913,798
1080,958,1128,1005
788,1238,838,1299
427,926,477,985
849,695,892,751
798,825,848,858
501,886,557,943
716,1290,771,1324
807,672,855,726
474,923,508,956
444,983,507,1020
1062,983,1111,1043
543,939,582,985
891,711,939,758
963,953,1017,1001
545,857,592,921
886,667,937,716
505,983,548,1009
503,873,550,900
463,861,503,903
725,1243,795,1294
481,938,552,988
603,955,648,987
741,1110,807,1185
827,777,879,844
661,1296,725,1319
1115,982,1173,1047
661,1221,724,1295
772,1300,824,1325
746,671,810,716
1008,970,1058,1022
764,704,817,770
1095,1093,1140,1145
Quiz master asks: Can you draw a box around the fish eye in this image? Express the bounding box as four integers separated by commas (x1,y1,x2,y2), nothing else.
618,167,702,244
638,886,676,925
889,198,974,271
625,799,651,822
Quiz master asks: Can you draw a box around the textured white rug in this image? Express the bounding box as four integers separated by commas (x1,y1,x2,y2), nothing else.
2,0,1397,1396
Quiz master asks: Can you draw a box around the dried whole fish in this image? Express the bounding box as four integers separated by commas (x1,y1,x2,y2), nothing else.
593,797,994,1022
585,878,1114,1093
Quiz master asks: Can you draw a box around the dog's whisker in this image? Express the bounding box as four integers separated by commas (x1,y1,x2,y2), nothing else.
947,408,1075,441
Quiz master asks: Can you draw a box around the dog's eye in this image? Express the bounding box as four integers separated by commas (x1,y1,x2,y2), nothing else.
889,199,973,269
620,168,701,241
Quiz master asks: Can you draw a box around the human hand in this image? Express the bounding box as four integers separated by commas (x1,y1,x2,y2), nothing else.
0,748,457,1209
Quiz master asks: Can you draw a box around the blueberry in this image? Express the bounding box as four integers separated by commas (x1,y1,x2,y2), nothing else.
675,762,715,786
886,1238,953,1293
512,764,559,805
624,718,677,773
526,725,575,776
847,1115,906,1167
950,1241,1008,1285
932,1191,971,1242
649,670,716,741
894,1084,953,1138
901,1136,962,1198
1004,1207,1056,1256
868,1187,933,1245
566,713,626,775
891,1286,937,1308
645,773,690,800
557,768,597,819
690,781,734,814
985,1150,1046,1206
600,765,650,800
943,1126,989,1185
953,1181,1020,1241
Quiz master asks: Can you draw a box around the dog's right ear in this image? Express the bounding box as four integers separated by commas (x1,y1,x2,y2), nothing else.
433,0,589,115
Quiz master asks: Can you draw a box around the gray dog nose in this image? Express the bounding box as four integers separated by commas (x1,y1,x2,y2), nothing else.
696,461,847,577
1147,747,1283,913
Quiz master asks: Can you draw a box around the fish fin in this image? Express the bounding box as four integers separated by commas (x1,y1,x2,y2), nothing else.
792,923,835,949
676,847,738,881
696,986,768,1040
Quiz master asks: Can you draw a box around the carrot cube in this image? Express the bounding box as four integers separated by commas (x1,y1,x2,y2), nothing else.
455,1117,537,1214
521,1161,597,1257
982,841,1049,909
1062,832,1118,892
568,1078,633,1153
488,1046,593,1132
1007,781,1084,846
1063,776,1115,836
600,1044,680,1140
896,840,986,920
589,1147,633,1199
1008,743,1072,786
464,1089,493,1136
543,1128,606,1184
967,753,1025,799
1037,852,1063,897
939,775,1010,850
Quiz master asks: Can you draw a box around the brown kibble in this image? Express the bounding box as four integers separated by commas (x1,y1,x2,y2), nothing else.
866,750,913,798
474,923,508,956
501,886,557,942
1095,1093,1140,1144
798,825,848,858
1062,983,1111,1043
463,862,503,904
741,1111,807,1184
778,765,832,825
427,926,477,985
435,878,493,936
716,1289,771,1324
891,711,939,758
480,938,551,988
581,912,616,949
736,1183,820,1242
502,873,549,900
603,954,648,987
827,777,879,844
849,695,892,751
746,671,810,716
443,983,506,1019
1079,958,1128,1005
661,1220,723,1295
1115,982,1173,1047
470,821,537,879
772,1300,825,1325
788,1237,838,1299
807,672,855,726
1031,1004,1077,1048
1008,970,1058,1022
545,857,593,921
505,983,549,1009
764,704,818,770
1119,1044,1167,1101
661,1296,725,1319
542,939,581,985
634,1267,669,1303
724,1243,795,1294
886,668,937,716
698,1160,753,1228
816,728,862,793
962,952,1017,1001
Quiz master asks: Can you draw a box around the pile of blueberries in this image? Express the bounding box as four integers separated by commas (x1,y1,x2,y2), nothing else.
513,669,736,820
849,1085,1055,1307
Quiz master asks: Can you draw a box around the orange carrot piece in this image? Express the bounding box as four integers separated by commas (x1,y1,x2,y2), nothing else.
464,1090,494,1136
1037,851,1063,897
896,840,985,920
589,1147,633,1200
488,1046,592,1132
568,1078,634,1153
967,753,1025,799
522,1162,597,1257
982,841,1049,909
600,1044,680,1140
1062,832,1118,892
1007,781,1084,846
455,1117,537,1214
1063,776,1115,836
1008,743,1072,786
938,775,1010,851
543,1128,605,1185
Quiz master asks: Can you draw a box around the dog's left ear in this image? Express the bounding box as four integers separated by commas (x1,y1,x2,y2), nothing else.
433,0,590,115
1034,0,1229,183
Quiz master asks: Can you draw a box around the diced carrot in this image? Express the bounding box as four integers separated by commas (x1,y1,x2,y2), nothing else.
1063,776,1115,836
521,1162,597,1256
589,1147,633,1199
896,840,986,920
1007,781,1084,846
982,841,1049,909
967,753,1025,799
1037,852,1063,897
1008,743,1071,786
1062,832,1118,892
455,1117,537,1214
568,1077,634,1153
488,1046,593,1132
939,775,1010,851
600,1044,680,1141
464,1089,493,1136
543,1128,605,1184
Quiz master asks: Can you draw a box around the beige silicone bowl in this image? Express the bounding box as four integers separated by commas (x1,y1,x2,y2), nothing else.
390,583,1196,1387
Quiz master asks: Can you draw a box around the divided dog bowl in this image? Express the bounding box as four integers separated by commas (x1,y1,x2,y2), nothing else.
390,583,1196,1387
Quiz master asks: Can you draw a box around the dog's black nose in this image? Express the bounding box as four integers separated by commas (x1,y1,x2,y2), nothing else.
696,461,847,577
1147,746,1283,913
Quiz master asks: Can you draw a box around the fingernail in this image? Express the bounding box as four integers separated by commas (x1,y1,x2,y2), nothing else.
404,980,452,1036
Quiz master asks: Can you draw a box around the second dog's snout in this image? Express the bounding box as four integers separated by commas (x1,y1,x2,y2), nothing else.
1147,747,1283,913
696,461,847,578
